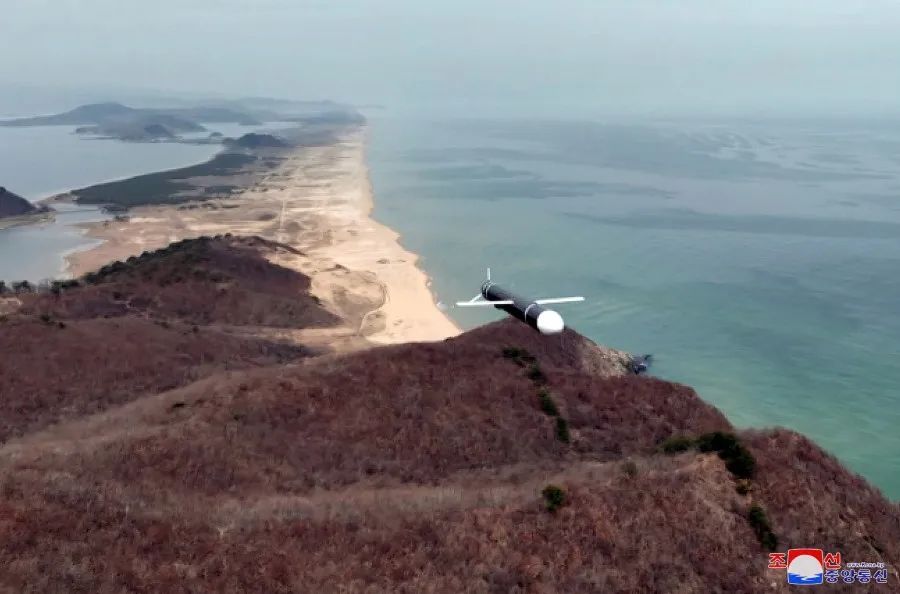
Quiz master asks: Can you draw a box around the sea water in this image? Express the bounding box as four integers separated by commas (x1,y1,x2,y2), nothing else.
367,116,900,499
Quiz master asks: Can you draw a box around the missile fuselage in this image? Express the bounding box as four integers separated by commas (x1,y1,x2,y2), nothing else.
481,281,565,335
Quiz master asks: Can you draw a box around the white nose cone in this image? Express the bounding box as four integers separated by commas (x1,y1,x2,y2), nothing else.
536,310,565,335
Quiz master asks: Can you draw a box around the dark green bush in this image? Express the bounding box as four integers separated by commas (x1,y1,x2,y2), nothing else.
538,389,559,417
542,485,566,513
697,431,756,479
502,346,525,359
697,431,740,454
660,435,695,453
555,417,570,443
747,504,778,551
502,346,537,366
725,447,757,479
526,364,547,384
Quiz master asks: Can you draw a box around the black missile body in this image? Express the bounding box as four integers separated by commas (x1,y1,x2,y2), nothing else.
481,281,564,334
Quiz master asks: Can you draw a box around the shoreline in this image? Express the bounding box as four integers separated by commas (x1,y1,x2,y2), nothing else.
0,210,55,231
65,125,461,346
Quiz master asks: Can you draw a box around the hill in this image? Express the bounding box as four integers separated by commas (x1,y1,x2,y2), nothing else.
0,102,136,126
0,236,897,592
75,113,204,140
0,187,52,227
0,187,38,218
225,132,290,149
1,236,338,443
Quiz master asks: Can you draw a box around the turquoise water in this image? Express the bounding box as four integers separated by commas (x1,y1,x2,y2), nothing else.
367,117,900,499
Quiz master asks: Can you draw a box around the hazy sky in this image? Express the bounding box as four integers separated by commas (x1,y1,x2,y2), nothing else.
4,0,900,117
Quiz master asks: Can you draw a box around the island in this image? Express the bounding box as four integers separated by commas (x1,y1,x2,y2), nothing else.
223,132,289,149
0,102,260,142
0,99,360,143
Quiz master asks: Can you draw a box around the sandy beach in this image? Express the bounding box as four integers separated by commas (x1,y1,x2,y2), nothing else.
66,127,460,346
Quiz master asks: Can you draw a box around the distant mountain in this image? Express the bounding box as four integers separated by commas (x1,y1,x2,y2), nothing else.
0,102,262,135
130,123,177,140
75,113,204,140
0,187,41,218
0,102,135,127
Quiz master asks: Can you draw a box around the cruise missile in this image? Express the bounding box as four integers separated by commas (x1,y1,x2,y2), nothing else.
455,269,584,335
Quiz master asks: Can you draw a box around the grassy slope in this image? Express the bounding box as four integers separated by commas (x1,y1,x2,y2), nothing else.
0,236,337,442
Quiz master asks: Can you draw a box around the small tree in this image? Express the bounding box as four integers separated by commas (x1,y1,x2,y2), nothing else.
696,431,756,479
12,280,32,294
725,447,757,479
50,280,69,297
542,485,566,513
696,431,740,454
747,504,778,551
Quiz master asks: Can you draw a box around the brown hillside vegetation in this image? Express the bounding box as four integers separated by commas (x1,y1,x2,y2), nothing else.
22,235,340,328
0,236,338,443
0,239,898,593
